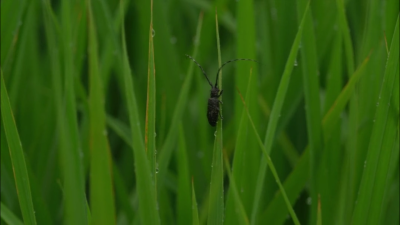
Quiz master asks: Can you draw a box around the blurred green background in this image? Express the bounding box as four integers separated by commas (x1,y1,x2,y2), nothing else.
1,0,399,224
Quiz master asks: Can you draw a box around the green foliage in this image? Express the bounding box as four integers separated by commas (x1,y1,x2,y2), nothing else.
1,0,398,224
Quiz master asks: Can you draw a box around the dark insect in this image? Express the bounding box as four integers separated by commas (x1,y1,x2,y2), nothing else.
185,54,256,126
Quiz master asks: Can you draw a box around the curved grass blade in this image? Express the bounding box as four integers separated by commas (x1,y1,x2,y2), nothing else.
336,0,358,215
223,149,250,225
317,195,322,225
1,72,36,225
225,68,253,225
1,0,28,70
226,0,259,221
44,0,89,223
352,16,399,225
260,56,370,224
145,0,157,183
158,12,203,187
177,124,191,225
106,115,132,148
207,10,224,225
120,0,160,224
192,179,200,225
250,3,309,224
1,202,24,225
87,0,116,224
296,1,322,221
237,84,300,225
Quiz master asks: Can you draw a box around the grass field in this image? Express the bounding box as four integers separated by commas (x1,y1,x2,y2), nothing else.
1,0,399,224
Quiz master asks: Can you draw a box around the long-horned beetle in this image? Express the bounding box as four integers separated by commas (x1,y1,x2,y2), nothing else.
185,55,256,126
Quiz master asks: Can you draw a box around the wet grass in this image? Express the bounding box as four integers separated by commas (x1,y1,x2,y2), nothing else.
1,0,399,224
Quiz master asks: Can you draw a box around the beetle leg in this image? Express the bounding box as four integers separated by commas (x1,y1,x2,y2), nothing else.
218,90,224,97
219,111,224,120
219,100,223,104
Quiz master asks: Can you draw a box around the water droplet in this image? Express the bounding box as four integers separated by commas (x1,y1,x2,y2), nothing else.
364,161,367,168
376,102,379,107
154,132,157,137
306,197,312,205
241,188,244,193
373,120,375,123
103,129,108,136
152,29,155,37
294,59,298,66
214,131,217,137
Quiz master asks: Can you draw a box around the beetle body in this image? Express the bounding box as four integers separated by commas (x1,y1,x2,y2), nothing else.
185,54,256,127
207,87,223,126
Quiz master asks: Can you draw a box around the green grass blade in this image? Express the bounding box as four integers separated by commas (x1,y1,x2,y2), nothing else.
352,16,399,225
1,72,36,225
120,0,160,224
223,150,250,225
320,27,343,223
106,115,133,148
177,124,191,225
336,0,355,75
158,12,203,187
56,0,88,223
317,196,322,225
322,56,370,139
260,56,370,224
227,67,254,225
87,0,116,224
237,80,300,225
145,0,157,181
207,10,224,225
192,179,200,225
1,202,24,225
336,1,357,217
113,164,135,224
226,0,259,222
251,3,309,224
296,1,323,222
0,0,28,69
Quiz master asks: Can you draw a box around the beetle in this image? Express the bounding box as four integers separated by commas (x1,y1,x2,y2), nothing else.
185,54,256,126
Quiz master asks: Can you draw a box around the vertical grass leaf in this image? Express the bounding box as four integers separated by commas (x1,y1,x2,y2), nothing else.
145,0,157,182
260,55,370,224
296,1,323,222
352,15,399,225
87,0,116,224
251,3,310,224
120,0,160,224
192,179,200,225
1,72,37,225
207,9,224,225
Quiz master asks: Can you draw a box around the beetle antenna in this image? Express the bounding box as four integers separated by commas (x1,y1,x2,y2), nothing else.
185,54,213,88
214,58,257,87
